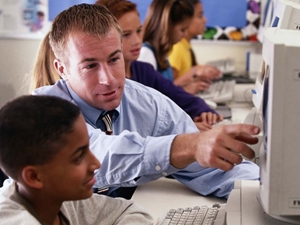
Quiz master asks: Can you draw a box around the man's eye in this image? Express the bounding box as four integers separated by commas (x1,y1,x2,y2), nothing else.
122,33,130,38
86,63,97,69
110,57,120,63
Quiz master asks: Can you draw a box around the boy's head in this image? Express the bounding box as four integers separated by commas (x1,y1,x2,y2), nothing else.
0,95,100,200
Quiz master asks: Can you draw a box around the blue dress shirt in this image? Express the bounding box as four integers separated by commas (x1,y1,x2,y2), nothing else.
33,79,259,198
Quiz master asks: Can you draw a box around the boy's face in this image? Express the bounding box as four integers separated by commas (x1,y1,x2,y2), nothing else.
38,114,100,201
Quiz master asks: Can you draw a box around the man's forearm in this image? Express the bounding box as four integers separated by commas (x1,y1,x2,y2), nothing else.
170,133,197,169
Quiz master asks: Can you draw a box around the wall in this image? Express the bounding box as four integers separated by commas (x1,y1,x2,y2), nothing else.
0,38,41,108
0,38,261,108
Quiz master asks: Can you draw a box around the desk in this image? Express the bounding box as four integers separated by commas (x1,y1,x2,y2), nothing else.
132,178,226,222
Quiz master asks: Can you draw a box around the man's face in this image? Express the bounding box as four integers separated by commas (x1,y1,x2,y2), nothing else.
118,11,143,62
39,115,101,201
58,28,125,111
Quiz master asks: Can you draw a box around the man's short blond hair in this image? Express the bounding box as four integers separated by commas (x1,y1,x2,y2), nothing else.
49,3,122,60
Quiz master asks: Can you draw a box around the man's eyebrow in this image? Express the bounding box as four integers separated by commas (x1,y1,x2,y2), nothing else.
109,49,122,58
80,49,122,64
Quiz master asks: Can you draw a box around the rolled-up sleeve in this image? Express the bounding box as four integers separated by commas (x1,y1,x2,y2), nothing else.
88,124,179,187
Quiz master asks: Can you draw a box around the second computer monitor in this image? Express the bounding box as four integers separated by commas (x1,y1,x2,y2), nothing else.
259,27,300,223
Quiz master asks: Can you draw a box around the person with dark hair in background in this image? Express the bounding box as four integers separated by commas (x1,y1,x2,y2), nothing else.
169,0,219,83
138,0,220,94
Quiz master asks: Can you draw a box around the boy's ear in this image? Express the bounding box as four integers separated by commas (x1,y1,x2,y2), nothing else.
54,59,67,80
21,166,43,189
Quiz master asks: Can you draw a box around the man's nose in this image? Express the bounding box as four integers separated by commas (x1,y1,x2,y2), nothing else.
98,64,114,85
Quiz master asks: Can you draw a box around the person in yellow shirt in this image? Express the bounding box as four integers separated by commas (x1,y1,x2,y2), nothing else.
169,0,221,94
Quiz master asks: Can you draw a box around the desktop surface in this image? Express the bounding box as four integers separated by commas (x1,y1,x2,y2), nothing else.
132,179,297,225
132,178,226,223
226,180,299,225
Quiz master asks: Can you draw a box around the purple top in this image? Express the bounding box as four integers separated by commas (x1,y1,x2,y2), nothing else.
130,60,215,119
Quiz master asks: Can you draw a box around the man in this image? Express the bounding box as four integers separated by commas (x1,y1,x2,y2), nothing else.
33,3,260,199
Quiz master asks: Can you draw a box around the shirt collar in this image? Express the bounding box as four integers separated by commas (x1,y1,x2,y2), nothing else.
65,83,120,127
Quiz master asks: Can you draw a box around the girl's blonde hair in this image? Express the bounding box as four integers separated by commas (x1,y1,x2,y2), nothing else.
29,32,60,92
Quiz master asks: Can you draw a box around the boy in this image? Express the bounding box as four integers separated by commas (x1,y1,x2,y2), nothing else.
0,95,153,224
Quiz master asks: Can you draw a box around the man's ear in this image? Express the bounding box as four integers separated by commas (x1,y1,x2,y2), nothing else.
21,166,43,189
54,59,67,80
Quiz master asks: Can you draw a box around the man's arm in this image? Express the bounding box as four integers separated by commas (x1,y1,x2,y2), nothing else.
88,124,180,187
169,124,260,198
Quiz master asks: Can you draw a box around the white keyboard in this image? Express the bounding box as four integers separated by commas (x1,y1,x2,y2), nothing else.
197,80,236,103
158,203,226,225
206,58,236,75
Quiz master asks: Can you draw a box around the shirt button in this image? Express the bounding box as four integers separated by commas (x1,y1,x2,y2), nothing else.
155,165,161,171
162,172,168,176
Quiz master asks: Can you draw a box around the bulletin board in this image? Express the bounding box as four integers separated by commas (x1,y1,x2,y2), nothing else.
0,0,94,39
0,0,50,39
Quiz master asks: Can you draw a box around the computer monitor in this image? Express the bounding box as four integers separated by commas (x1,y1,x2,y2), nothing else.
271,0,300,29
257,0,300,42
258,27,300,223
257,0,278,42
248,0,300,160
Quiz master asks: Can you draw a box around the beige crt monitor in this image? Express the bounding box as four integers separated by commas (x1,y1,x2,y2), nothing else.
246,0,300,162
258,0,300,43
259,27,300,223
271,0,300,29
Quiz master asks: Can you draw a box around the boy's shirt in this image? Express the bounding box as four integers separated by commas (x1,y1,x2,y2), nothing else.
0,180,69,225
0,180,153,225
